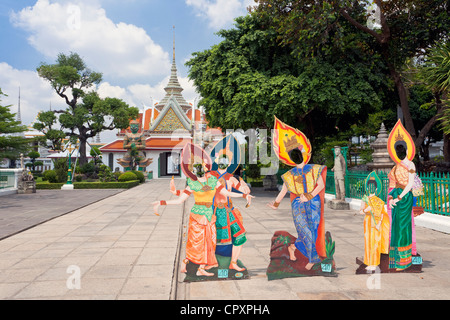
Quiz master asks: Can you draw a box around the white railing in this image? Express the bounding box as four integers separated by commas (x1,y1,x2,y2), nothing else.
0,169,23,194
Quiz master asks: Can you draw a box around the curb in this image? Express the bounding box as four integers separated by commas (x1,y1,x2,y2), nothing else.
325,193,450,234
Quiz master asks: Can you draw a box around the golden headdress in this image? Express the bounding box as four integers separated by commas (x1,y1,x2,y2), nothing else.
273,116,311,166
387,119,415,163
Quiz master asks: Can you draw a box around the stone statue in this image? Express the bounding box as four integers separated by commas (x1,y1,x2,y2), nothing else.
117,119,152,171
17,170,36,194
329,146,349,210
332,146,346,201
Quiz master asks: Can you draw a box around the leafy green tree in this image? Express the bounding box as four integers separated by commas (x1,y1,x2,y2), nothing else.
35,52,139,165
252,0,450,150
28,151,40,171
186,14,389,143
418,42,450,160
0,88,29,164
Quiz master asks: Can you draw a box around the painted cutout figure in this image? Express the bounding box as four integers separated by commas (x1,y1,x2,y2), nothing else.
266,117,336,280
209,134,250,272
153,143,253,280
386,120,423,272
356,171,390,273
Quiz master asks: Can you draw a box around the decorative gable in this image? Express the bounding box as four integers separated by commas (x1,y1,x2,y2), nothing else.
149,95,191,132
154,107,185,131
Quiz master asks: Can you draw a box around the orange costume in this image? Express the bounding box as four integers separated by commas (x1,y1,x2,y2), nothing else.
184,174,219,266
361,195,390,267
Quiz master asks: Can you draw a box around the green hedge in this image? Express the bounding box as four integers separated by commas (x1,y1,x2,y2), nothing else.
36,180,140,190
36,182,65,189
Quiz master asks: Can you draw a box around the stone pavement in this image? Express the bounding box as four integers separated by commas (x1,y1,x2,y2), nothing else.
0,189,124,240
0,179,449,300
178,188,450,300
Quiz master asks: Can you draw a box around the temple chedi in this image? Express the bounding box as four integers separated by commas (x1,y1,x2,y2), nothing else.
367,123,395,173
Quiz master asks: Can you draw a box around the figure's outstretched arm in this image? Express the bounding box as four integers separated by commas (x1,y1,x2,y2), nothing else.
230,176,250,194
217,184,255,206
268,183,288,210
152,187,192,215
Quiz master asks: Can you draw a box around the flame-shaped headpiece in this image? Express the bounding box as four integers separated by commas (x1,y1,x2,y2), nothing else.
273,116,311,166
210,134,241,174
181,143,212,180
387,119,415,164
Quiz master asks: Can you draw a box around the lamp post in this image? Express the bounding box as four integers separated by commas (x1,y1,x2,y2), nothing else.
61,142,75,190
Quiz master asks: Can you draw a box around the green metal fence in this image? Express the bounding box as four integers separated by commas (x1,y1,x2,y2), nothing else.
325,170,450,217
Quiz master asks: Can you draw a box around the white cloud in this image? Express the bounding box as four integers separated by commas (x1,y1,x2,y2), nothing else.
10,0,171,83
97,76,198,111
5,0,200,144
186,0,254,29
0,61,197,144
0,62,63,127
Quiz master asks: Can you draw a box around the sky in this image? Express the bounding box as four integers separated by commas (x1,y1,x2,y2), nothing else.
0,0,255,142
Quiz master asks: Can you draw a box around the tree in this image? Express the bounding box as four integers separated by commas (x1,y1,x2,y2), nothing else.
35,52,139,165
0,88,29,163
419,42,450,160
252,0,450,150
28,151,40,171
186,13,390,142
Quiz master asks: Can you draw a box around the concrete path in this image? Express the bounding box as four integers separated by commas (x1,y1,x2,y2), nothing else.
0,189,124,240
178,188,450,300
0,179,184,299
0,179,449,300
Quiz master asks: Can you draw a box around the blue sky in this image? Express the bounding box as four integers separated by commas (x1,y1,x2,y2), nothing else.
0,0,254,141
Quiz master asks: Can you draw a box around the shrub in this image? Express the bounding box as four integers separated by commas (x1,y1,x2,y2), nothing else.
35,182,64,189
99,165,114,182
43,170,58,183
79,161,96,176
73,180,139,189
118,171,138,182
131,170,145,183
36,180,139,190
113,171,122,181
54,158,68,183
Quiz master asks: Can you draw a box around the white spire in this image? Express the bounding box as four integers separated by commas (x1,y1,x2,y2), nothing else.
17,87,21,123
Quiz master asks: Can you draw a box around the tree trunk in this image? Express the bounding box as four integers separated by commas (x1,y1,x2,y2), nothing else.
443,134,450,163
390,67,416,141
78,136,88,166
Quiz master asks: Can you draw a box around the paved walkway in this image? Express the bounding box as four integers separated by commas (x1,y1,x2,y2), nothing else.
0,189,124,240
0,179,449,301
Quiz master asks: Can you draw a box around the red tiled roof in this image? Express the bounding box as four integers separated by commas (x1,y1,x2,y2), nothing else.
100,137,192,151
146,138,191,149
99,140,127,152
143,108,160,130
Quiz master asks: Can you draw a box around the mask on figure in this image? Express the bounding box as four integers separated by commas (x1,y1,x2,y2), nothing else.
395,143,407,161
193,163,206,177
217,155,230,170
288,148,304,165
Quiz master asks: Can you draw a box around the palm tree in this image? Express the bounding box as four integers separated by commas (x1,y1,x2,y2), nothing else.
419,42,450,160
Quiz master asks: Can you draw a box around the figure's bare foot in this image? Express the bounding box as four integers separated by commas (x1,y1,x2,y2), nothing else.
205,264,218,270
305,262,314,270
180,259,188,273
196,266,214,277
288,244,297,261
229,261,246,271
